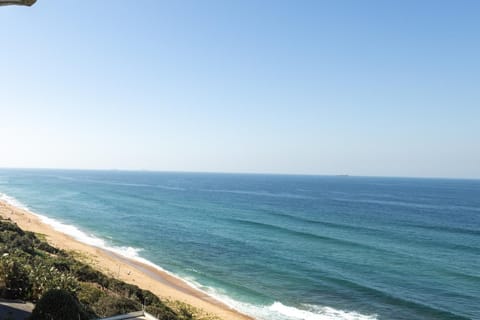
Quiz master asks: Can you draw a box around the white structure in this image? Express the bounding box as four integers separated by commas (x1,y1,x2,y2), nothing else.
100,311,159,320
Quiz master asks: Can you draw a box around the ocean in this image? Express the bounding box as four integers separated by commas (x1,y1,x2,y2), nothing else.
0,169,478,320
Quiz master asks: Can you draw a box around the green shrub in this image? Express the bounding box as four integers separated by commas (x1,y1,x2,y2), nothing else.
0,219,186,320
0,254,31,299
146,305,179,320
29,262,79,300
0,220,23,233
93,295,141,317
30,289,88,320
77,282,105,305
36,241,59,254
72,263,105,284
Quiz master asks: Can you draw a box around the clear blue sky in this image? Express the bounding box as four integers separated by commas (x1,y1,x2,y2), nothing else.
1,0,479,178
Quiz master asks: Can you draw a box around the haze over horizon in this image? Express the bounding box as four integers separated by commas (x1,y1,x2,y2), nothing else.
1,1,479,179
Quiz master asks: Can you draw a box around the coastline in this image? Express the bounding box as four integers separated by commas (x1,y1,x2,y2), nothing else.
0,200,253,320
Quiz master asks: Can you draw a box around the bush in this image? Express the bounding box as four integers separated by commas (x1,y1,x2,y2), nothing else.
72,263,105,284
0,219,184,320
30,289,88,320
146,305,179,320
77,282,105,306
0,254,31,299
93,295,141,318
0,220,24,233
29,261,79,301
0,230,35,254
36,241,59,254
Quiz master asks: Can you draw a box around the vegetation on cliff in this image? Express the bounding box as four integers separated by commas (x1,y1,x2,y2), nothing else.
0,218,197,319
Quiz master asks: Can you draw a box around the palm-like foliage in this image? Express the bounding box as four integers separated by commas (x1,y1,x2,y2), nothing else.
0,0,36,6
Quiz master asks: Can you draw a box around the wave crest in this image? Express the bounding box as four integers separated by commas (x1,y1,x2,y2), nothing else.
271,303,377,320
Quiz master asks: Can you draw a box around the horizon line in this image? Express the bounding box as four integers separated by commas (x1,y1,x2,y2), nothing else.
0,166,479,181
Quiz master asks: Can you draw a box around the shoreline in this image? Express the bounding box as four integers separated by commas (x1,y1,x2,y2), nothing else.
0,200,253,320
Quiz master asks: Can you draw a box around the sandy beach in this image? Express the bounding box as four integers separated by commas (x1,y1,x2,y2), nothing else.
0,200,252,320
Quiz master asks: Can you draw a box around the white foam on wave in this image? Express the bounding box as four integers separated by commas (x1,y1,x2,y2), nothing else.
0,193,186,282
174,278,377,320
270,302,377,320
0,193,30,211
0,192,378,320
0,192,144,262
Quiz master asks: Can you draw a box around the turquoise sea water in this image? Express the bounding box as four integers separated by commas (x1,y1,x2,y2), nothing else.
0,169,479,320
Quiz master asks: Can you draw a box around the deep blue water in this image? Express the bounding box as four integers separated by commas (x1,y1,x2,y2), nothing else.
0,169,479,320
